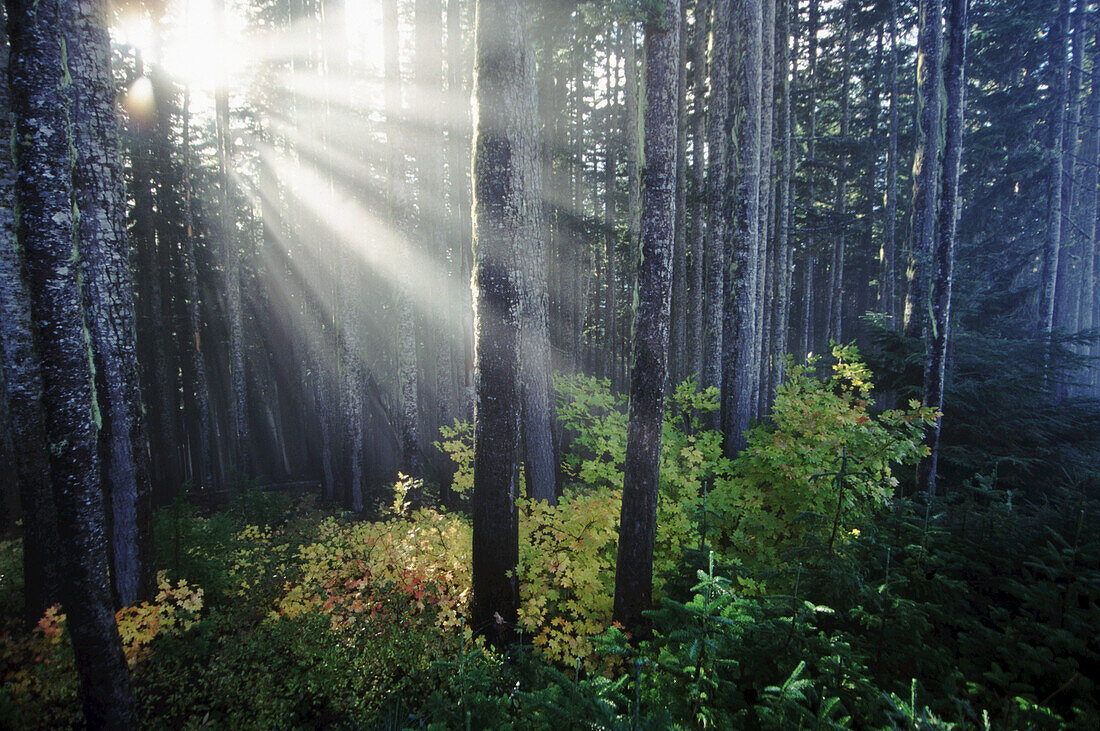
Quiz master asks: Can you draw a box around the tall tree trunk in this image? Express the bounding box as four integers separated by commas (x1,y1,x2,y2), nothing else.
517,36,556,504
828,1,851,346
753,0,776,417
1055,0,1086,338
903,0,944,340
131,51,179,497
768,0,792,405
918,0,968,497
624,21,644,391
68,0,154,606
6,0,136,723
723,0,762,456
216,0,249,477
384,0,422,481
471,0,539,646
447,0,475,418
1078,15,1100,395
1040,0,1071,341
689,0,710,382
801,0,820,358
614,0,680,632
0,17,60,625
180,87,217,493
671,2,690,386
703,0,731,430
884,0,900,324
416,0,456,448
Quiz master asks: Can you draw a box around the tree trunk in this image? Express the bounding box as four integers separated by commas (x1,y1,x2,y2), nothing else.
131,51,179,498
903,0,944,340
689,0,710,382
447,0,475,419
884,0,900,324
703,0,731,431
671,2,690,386
828,1,851,346
7,0,136,723
384,0,422,481
215,1,249,477
0,16,60,625
801,0,820,358
471,0,539,646
1077,15,1100,395
753,0,776,418
768,0,792,405
180,87,217,493
614,0,680,632
918,0,968,498
723,0,762,456
68,0,154,606
415,0,456,449
1055,0,1086,338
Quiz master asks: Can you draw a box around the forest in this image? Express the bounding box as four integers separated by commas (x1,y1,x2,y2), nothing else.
0,0,1098,727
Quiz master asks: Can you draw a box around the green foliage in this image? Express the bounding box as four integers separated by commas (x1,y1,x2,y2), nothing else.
711,346,937,569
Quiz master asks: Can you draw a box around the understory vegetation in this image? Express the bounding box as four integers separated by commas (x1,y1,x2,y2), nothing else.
1,349,1097,729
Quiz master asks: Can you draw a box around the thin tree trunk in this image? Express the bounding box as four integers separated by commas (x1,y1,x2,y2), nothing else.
918,0,968,498
703,0,731,430
1078,15,1100,395
884,0,900,324
447,0,475,419
131,51,179,497
614,0,680,632
384,0,422,481
180,87,217,493
416,0,455,446
7,0,136,722
829,1,851,346
903,0,944,340
689,0,710,382
671,2,690,386
753,0,776,417
769,0,793,405
1055,0,1086,337
216,1,249,477
802,0,820,357
1040,0,1070,341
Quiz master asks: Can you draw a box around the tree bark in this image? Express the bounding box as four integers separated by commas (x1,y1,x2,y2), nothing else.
753,0,776,417
671,2,690,386
723,0,762,456
688,0,710,382
67,0,154,606
471,0,539,646
703,0,731,431
0,15,61,625
903,0,944,340
768,0,792,406
1078,14,1100,395
614,0,680,632
6,0,136,723
884,0,900,325
918,0,968,498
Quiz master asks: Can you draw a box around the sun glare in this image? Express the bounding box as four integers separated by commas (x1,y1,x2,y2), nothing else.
161,0,252,88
